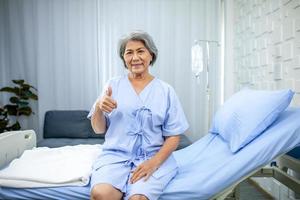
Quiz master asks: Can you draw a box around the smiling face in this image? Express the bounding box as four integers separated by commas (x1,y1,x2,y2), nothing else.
123,40,153,76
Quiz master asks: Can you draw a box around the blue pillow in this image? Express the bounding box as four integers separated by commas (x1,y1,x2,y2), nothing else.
44,110,104,139
210,89,294,153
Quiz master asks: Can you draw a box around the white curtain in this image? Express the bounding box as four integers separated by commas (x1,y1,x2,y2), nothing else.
0,0,221,142
35,0,99,142
0,0,99,142
0,0,39,136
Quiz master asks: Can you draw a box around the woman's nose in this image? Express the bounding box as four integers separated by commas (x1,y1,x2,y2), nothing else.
132,52,139,60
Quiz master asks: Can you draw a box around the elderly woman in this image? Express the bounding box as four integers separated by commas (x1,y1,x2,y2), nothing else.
88,31,189,200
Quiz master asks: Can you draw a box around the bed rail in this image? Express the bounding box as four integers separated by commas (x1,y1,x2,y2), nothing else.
0,130,36,169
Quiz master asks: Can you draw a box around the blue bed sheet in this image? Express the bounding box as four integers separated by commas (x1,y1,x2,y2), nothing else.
1,108,300,200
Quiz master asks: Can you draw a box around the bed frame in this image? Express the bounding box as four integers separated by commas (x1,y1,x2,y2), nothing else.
211,152,300,200
253,156,300,190
1,130,299,200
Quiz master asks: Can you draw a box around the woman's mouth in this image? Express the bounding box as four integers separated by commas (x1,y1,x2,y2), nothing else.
132,64,142,68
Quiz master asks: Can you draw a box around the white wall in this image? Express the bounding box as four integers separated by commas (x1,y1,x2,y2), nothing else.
226,0,300,199
232,0,300,106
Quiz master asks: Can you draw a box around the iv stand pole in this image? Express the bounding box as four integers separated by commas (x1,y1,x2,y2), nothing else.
195,39,220,131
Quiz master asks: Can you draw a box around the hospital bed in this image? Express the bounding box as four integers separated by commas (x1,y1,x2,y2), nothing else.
0,108,300,200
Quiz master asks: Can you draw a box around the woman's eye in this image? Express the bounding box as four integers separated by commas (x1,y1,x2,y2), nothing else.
138,50,144,54
125,52,132,55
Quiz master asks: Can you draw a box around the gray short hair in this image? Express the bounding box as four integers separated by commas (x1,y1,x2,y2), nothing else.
118,31,158,68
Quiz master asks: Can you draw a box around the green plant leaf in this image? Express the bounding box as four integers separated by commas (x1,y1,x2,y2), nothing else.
0,108,8,117
10,121,21,130
0,119,8,127
20,96,29,100
17,100,29,106
0,114,9,133
12,80,25,85
0,80,38,129
19,90,29,99
20,82,37,91
21,84,30,90
30,93,38,100
30,85,37,91
0,124,7,133
19,106,32,116
4,105,18,115
9,96,19,104
23,90,38,100
0,87,19,95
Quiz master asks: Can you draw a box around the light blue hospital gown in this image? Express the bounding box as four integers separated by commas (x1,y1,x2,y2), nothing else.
88,75,189,200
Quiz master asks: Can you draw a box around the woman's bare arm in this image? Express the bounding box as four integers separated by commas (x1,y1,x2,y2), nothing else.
91,105,107,134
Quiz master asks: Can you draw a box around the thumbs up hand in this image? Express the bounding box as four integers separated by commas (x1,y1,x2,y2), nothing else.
97,86,117,114
106,86,113,97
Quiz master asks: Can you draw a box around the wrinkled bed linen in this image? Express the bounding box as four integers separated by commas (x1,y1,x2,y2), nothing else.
0,144,102,188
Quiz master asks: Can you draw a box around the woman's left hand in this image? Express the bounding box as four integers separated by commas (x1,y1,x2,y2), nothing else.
130,158,159,184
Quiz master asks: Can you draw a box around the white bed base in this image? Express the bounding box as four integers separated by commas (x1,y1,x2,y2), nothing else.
0,130,299,200
0,130,36,169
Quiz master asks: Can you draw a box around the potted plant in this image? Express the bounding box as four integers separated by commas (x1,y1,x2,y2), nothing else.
0,79,38,133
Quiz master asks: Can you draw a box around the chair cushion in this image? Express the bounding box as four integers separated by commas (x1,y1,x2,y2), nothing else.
210,89,294,153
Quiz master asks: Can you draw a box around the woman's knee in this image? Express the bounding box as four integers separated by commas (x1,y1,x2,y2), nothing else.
129,194,149,200
90,185,106,200
91,184,122,200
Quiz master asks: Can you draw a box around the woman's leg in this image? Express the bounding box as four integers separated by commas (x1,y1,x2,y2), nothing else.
90,161,131,200
91,183,123,200
125,167,177,200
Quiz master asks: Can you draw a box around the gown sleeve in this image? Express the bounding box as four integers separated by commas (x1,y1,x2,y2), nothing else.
162,86,189,136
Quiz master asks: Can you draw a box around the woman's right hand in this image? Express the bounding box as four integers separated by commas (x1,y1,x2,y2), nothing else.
97,86,117,113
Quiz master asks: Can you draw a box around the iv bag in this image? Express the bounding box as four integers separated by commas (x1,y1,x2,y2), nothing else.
191,42,204,74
